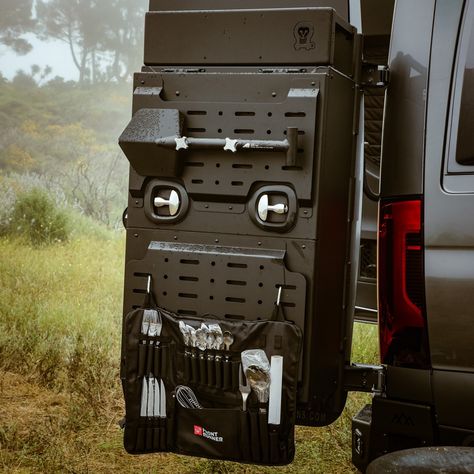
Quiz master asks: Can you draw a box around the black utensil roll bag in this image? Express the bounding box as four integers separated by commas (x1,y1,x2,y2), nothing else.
121,302,303,465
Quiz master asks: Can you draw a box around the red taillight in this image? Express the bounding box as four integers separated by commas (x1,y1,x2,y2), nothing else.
378,198,430,368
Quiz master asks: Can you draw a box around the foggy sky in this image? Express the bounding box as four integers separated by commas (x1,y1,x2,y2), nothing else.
0,34,77,80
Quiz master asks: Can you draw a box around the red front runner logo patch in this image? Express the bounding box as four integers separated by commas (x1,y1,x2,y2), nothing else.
193,425,223,442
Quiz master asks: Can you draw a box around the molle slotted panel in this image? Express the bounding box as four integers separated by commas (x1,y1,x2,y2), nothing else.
131,78,319,201
126,241,306,327
182,90,317,199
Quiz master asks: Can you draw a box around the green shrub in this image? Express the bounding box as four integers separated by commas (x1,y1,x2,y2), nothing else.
10,188,70,245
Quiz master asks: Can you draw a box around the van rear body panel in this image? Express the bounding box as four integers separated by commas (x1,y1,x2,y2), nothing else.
355,1,474,470
424,0,474,434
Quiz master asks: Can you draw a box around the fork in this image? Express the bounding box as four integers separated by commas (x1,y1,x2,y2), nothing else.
147,310,162,341
148,310,163,379
141,310,151,337
239,364,251,411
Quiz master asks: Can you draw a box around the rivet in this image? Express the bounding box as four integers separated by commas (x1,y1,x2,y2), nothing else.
311,81,315,86
174,236,178,240
303,210,308,215
258,242,262,246
229,206,233,210
272,92,277,97
141,80,145,85
205,204,209,209
135,200,139,205
175,91,180,96
215,239,219,243
302,245,306,250
134,233,139,238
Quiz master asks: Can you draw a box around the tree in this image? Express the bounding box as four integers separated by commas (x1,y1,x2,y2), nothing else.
36,0,102,84
36,0,147,84
0,0,35,55
101,0,147,81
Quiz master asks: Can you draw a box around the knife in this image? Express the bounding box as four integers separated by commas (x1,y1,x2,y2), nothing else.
152,377,161,417
160,379,166,418
147,377,155,417
140,377,148,417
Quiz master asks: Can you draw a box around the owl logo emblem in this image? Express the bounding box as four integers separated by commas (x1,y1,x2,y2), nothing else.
294,22,315,50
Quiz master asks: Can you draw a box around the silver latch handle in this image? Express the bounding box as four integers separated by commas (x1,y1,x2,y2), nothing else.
154,190,180,216
258,194,289,222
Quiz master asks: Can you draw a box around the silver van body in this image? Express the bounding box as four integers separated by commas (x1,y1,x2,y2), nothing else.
352,0,474,469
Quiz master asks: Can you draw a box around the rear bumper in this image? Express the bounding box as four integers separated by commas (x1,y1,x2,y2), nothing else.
352,397,436,472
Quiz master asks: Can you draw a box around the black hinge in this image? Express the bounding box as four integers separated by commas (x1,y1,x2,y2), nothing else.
344,363,386,395
361,64,390,88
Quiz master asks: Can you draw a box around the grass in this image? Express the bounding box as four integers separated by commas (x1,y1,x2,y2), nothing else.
0,234,379,473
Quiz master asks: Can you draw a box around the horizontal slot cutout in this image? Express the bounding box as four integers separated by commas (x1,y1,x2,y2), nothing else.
133,289,146,294
234,129,254,134
179,293,198,299
232,164,252,169
180,259,199,265
282,165,303,171
187,128,206,133
235,111,255,116
227,262,247,269
281,302,296,308
285,112,306,117
231,181,244,186
276,284,297,290
225,314,245,320
133,272,149,278
179,276,199,282
226,280,247,286
191,179,204,184
225,297,246,303
187,110,207,115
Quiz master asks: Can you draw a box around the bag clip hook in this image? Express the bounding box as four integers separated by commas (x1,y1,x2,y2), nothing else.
146,274,152,295
276,285,283,306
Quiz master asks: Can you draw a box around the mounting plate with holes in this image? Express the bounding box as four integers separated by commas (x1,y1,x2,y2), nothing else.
144,179,189,224
249,185,298,233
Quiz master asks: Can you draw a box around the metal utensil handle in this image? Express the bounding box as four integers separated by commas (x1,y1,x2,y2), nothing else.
155,127,298,166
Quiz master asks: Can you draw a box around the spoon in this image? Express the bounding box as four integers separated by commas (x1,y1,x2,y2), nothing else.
246,365,271,412
223,331,234,351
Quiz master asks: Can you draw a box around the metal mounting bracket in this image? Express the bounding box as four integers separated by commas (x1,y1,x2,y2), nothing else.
344,363,386,396
361,64,390,88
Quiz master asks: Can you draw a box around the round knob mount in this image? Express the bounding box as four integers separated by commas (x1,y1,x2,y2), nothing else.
258,194,289,222
154,190,180,216
144,180,189,224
